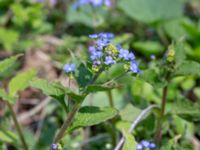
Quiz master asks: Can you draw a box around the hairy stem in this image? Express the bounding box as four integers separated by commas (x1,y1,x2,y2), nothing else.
154,72,170,145
154,85,168,144
107,90,114,107
7,102,28,150
53,103,81,144
114,105,157,150
106,90,117,146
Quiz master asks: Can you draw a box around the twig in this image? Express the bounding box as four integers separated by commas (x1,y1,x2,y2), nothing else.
114,105,158,150
7,102,29,150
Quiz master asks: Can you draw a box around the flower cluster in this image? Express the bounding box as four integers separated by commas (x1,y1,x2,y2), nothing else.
136,140,156,150
73,0,112,9
63,63,76,73
88,32,140,73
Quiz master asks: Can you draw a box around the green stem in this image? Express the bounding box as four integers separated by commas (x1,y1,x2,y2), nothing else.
7,102,28,150
52,67,104,147
154,72,170,145
103,71,127,86
154,86,168,144
53,103,81,144
107,90,114,107
88,68,104,85
106,90,117,146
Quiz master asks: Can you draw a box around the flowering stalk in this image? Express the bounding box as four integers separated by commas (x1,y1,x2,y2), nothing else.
52,66,104,148
6,102,28,150
52,32,141,149
53,102,81,144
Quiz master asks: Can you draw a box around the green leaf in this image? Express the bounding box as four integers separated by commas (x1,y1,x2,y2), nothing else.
174,41,186,65
118,0,184,23
139,69,165,88
68,106,118,132
0,27,19,50
171,98,200,122
30,78,66,100
174,61,200,76
86,83,119,93
30,78,68,111
119,104,142,122
0,54,22,74
0,129,18,144
160,135,181,150
0,89,14,103
8,69,37,97
116,121,132,133
122,130,137,150
133,41,164,56
163,18,189,40
30,78,85,103
30,78,85,112
75,63,92,89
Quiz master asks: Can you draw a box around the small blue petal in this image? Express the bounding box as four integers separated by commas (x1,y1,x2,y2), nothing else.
63,64,76,73
89,34,99,39
105,56,116,65
130,61,140,73
128,52,135,60
136,144,143,150
141,140,150,148
88,46,97,53
119,49,129,60
51,144,57,150
149,143,156,149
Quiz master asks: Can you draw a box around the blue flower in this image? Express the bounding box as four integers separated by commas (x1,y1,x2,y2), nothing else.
89,32,114,39
104,0,112,6
92,0,103,7
119,49,130,60
128,52,135,60
130,61,140,73
89,34,99,39
63,64,76,73
136,144,143,150
149,143,156,149
90,51,103,60
51,144,57,150
73,0,112,9
98,32,114,39
136,140,156,150
119,49,135,61
93,60,102,65
141,140,150,148
150,55,156,60
105,56,116,65
95,39,110,50
88,46,97,53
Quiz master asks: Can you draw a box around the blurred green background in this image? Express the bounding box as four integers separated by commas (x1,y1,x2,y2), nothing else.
0,0,200,149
